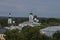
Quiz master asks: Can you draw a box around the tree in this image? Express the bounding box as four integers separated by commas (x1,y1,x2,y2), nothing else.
21,26,41,40
5,26,53,40
5,29,18,40
22,26,51,40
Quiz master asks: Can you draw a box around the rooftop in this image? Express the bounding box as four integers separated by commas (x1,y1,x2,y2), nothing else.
40,26,60,37
0,29,6,34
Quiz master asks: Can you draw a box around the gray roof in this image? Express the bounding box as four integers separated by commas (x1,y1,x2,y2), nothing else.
19,21,41,26
40,26,60,37
0,29,6,34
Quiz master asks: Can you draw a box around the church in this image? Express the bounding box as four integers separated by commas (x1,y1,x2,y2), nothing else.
19,13,41,27
4,12,41,30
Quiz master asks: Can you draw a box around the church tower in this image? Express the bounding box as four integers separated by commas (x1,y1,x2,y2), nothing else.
34,15,39,22
8,13,12,24
29,13,34,23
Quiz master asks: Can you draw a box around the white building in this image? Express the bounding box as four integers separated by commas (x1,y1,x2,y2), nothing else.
19,13,41,27
29,13,34,23
8,13,12,24
5,13,41,30
4,26,22,30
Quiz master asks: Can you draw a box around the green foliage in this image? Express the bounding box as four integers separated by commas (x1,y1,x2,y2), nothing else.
15,18,28,26
0,17,60,27
4,26,60,40
5,29,18,40
38,18,60,27
22,26,40,40
0,18,8,27
5,26,50,40
0,17,29,27
1,17,60,40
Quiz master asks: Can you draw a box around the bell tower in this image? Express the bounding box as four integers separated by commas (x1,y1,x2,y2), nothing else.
29,13,34,23
8,13,12,24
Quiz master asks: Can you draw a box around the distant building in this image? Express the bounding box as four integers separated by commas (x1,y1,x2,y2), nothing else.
19,13,41,27
34,15,39,23
29,13,34,23
4,26,21,30
5,13,41,30
0,34,6,40
40,26,60,37
8,13,12,24
0,29,6,40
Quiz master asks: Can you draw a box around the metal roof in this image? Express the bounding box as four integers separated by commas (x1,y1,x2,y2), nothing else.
40,26,60,37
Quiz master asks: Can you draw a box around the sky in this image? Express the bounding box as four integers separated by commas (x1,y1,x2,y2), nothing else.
0,0,60,18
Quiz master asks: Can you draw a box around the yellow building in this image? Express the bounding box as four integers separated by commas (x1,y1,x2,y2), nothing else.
0,29,6,40
0,34,6,40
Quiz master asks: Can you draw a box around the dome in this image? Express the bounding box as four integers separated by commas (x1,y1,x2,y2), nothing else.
30,13,33,15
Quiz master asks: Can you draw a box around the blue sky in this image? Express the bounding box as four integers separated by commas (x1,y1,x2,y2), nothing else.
0,0,60,18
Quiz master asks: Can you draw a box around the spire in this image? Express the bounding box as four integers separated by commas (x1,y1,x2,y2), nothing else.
8,13,12,24
9,13,11,15
30,13,33,15
9,13,11,18
34,15,37,18
29,13,34,23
